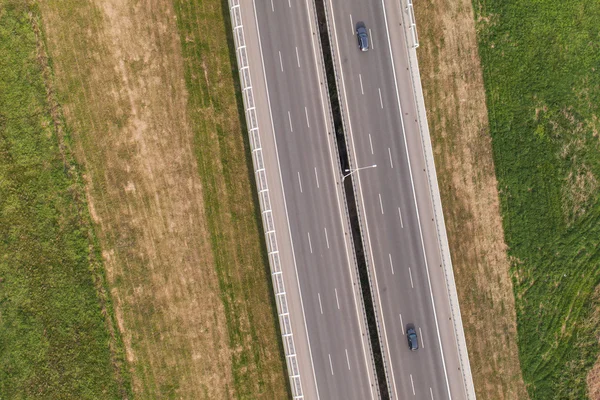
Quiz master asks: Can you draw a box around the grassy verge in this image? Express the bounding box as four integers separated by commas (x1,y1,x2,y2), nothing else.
413,0,529,397
172,0,290,397
35,0,287,397
0,2,130,398
473,0,600,398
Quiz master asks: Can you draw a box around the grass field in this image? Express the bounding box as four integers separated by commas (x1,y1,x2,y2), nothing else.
35,0,287,398
414,0,529,398
0,2,130,398
472,0,600,398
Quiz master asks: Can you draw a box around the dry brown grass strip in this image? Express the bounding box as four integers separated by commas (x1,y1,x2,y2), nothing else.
414,0,529,398
38,0,236,397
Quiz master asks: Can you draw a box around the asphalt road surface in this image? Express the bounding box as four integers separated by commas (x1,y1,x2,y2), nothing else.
325,0,472,398
241,0,379,398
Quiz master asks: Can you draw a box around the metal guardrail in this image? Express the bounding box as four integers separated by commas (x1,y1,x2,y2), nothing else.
406,0,419,48
228,1,304,398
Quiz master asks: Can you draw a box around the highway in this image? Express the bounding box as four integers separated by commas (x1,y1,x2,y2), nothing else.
324,0,473,398
237,0,378,398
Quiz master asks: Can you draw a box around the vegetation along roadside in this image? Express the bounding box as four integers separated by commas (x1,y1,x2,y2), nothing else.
472,0,600,399
33,0,288,397
0,2,131,398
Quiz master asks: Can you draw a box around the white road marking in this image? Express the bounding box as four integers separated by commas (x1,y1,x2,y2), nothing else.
270,0,274,12
307,231,313,254
430,387,434,399
399,313,403,328
368,134,374,154
252,1,322,396
378,88,384,109
324,227,330,249
379,0,453,395
420,327,424,348
296,46,300,68
335,288,340,309
288,0,291,7
398,207,404,228
305,107,310,127
329,354,334,375
389,253,394,275
345,348,351,370
297,171,303,193
314,167,319,188
369,28,374,49
327,0,396,397
349,14,353,35
318,292,323,314
388,147,394,168
378,193,384,214
409,267,414,288
359,74,364,94
410,374,416,395
288,111,293,132
279,51,284,72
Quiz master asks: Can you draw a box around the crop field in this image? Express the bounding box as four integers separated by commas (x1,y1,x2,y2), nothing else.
23,0,288,398
0,2,130,398
473,0,600,398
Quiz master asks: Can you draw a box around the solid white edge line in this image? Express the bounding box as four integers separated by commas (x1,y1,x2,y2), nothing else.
326,0,399,397
304,0,376,397
379,0,452,396
251,1,321,397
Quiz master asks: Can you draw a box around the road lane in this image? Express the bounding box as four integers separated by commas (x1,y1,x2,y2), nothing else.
245,0,379,398
325,0,472,398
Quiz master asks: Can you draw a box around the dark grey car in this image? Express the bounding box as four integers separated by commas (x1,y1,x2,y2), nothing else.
407,326,418,351
356,23,369,52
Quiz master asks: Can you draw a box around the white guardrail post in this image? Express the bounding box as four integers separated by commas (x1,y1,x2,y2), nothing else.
228,1,304,398
406,0,419,48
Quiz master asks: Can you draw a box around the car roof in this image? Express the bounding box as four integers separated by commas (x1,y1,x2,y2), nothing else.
357,26,367,35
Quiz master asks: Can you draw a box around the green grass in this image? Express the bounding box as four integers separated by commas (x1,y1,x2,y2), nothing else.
0,2,130,398
473,0,600,398
172,0,290,398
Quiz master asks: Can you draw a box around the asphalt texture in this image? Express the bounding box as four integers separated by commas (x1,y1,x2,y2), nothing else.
241,0,379,398
325,0,471,398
